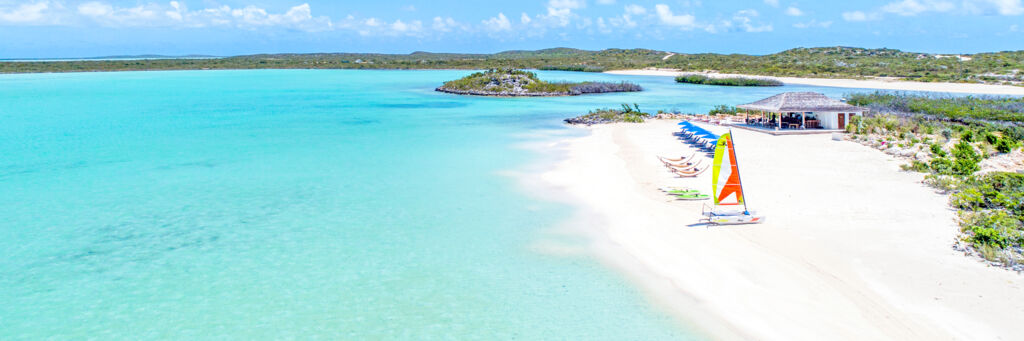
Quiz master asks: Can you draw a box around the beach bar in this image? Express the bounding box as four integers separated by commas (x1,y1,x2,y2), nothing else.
737,92,865,131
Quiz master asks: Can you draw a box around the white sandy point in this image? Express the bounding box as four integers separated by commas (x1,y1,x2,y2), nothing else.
542,120,1024,340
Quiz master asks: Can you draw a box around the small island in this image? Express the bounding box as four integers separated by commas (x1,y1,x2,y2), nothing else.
675,74,782,87
436,68,642,96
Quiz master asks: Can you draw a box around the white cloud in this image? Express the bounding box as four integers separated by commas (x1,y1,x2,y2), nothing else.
609,13,637,27
521,12,531,24
842,10,881,21
390,19,422,33
58,2,332,31
881,0,954,16
988,0,1024,15
483,12,512,31
549,0,587,9
785,6,804,16
793,19,832,28
597,0,616,4
540,0,586,26
654,4,699,29
0,1,57,24
964,0,1024,15
166,1,183,21
432,16,458,31
78,2,162,26
731,9,772,32
624,4,647,15
764,0,779,7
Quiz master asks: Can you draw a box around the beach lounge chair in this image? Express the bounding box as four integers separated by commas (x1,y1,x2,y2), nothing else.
658,153,697,163
664,159,704,171
672,166,709,178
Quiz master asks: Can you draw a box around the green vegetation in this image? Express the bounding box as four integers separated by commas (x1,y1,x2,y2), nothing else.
564,103,651,125
4,46,1024,86
539,65,606,72
674,74,782,86
436,68,641,96
848,92,1024,123
845,93,1023,267
0,48,667,74
707,105,739,116
952,173,1024,265
663,47,1024,84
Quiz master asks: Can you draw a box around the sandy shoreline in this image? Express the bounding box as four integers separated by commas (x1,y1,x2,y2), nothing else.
605,69,1024,96
541,120,1024,340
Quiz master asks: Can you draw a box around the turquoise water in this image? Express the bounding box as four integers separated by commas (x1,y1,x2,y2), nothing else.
0,70,859,339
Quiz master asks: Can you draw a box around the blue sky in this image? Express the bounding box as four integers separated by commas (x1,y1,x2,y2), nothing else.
1,0,1022,58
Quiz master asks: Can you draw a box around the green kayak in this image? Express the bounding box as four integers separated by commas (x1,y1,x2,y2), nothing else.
676,193,710,200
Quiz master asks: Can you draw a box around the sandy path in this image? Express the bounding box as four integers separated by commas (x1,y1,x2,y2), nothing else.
542,120,1024,340
605,69,1024,96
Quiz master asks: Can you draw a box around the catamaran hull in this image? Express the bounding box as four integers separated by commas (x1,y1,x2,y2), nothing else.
703,212,765,225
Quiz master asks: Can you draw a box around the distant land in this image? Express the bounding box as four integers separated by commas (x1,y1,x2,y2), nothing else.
0,54,219,62
1,47,1022,86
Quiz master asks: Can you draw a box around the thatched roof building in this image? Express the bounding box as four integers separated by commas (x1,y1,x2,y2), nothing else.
738,92,864,112
738,92,865,130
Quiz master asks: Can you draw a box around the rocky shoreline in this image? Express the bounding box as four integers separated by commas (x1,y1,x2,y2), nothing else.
434,87,573,97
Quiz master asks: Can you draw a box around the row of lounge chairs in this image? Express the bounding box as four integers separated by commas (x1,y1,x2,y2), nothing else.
675,121,720,153
660,121,717,178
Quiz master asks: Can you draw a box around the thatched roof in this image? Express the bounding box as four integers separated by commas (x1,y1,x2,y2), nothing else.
737,92,865,112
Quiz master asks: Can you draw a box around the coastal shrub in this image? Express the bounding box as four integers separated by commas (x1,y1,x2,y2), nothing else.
929,157,954,175
930,143,947,157
984,132,999,145
569,81,643,94
846,92,1024,123
565,105,651,124
951,140,981,176
951,172,1024,259
675,74,782,86
960,210,1020,249
961,130,974,142
902,160,930,173
953,157,980,176
539,65,605,72
941,128,953,141
847,115,863,134
923,174,959,192
708,105,738,116
995,138,1014,153
923,125,935,135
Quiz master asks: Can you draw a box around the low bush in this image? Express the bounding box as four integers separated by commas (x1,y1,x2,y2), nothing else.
675,74,783,86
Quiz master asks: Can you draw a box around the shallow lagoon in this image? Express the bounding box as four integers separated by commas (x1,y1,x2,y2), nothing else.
0,70,861,339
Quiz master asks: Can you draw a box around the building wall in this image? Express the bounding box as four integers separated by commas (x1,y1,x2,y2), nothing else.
817,111,863,129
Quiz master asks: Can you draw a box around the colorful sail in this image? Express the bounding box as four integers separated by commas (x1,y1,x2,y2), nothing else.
711,133,744,206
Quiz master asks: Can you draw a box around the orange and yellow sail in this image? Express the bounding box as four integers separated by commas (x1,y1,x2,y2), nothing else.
712,133,744,206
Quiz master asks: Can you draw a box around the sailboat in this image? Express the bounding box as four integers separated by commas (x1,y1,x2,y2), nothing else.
702,130,765,225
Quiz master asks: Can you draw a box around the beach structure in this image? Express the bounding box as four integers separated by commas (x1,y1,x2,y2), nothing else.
737,92,865,131
702,131,763,225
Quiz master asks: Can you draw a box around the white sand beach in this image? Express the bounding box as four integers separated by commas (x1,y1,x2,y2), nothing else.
606,69,1024,96
542,120,1024,340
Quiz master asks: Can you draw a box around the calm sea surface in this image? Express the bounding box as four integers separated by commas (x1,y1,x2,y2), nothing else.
0,70,860,339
